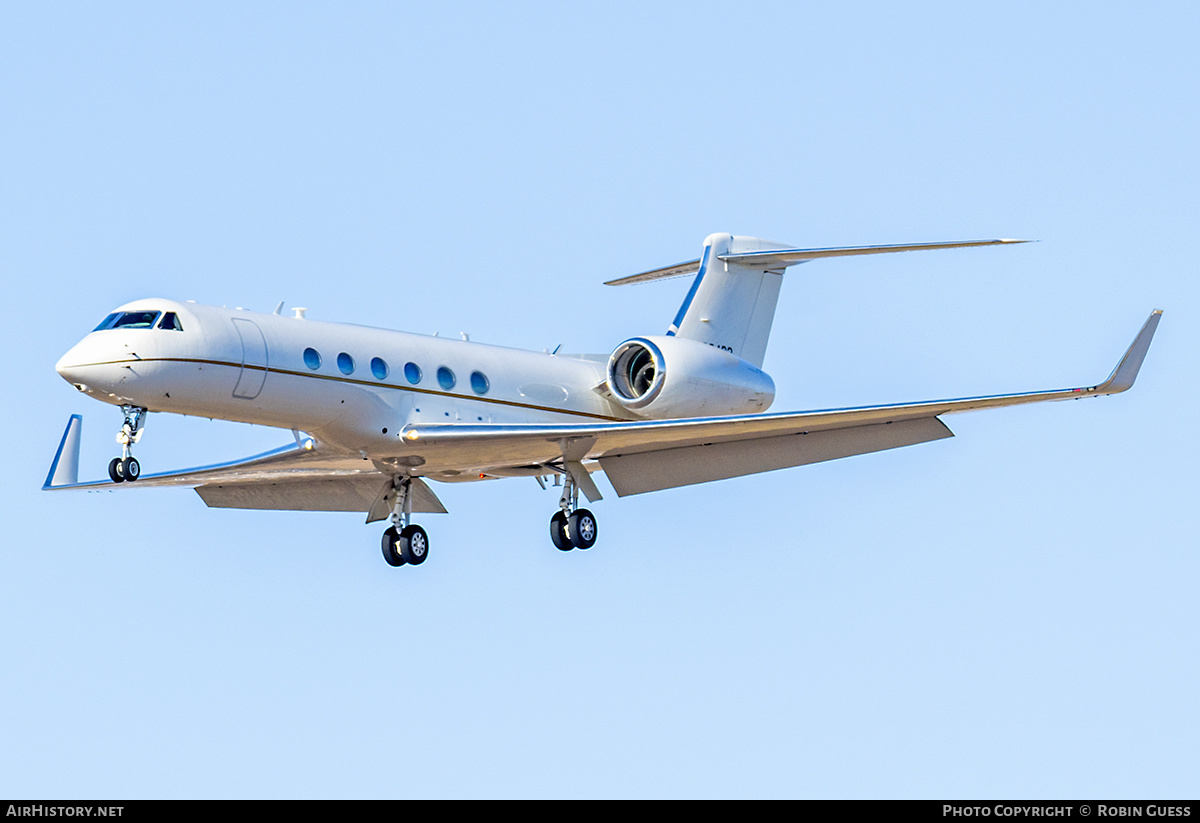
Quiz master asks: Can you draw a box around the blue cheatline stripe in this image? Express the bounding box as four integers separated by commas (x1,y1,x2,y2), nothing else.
667,244,711,336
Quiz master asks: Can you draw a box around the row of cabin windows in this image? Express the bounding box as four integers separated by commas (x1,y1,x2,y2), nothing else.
302,347,490,395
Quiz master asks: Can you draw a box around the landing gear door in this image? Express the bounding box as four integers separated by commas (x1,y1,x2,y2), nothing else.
231,317,268,400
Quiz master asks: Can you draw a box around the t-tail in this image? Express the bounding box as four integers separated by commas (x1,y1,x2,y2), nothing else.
607,233,1030,368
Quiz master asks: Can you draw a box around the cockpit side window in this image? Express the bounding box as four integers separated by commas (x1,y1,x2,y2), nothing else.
157,312,183,331
93,313,120,332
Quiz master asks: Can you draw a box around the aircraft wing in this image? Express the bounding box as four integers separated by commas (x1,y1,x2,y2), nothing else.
42,422,448,517
400,311,1162,496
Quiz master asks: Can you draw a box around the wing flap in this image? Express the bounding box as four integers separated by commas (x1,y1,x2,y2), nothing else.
196,476,447,515
197,477,386,512
600,417,954,495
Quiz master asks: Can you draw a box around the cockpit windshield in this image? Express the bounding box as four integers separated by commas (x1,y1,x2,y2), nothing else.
92,310,180,332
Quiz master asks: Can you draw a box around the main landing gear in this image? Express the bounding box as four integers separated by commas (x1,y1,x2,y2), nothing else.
549,469,598,552
107,405,147,483
381,476,429,568
376,467,600,566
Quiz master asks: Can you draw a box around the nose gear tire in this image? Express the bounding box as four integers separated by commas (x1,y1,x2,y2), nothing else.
120,457,140,481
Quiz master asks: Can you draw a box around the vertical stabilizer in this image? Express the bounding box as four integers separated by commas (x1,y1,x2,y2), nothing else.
668,233,791,368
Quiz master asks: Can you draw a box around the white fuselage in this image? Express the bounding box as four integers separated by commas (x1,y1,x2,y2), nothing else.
55,299,627,456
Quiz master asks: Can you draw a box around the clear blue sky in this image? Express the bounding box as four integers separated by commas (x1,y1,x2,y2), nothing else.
2,1,1196,799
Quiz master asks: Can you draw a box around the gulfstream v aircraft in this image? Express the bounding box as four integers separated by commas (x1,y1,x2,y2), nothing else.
45,233,1162,568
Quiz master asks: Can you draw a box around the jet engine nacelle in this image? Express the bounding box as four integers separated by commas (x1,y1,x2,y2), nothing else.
605,335,776,419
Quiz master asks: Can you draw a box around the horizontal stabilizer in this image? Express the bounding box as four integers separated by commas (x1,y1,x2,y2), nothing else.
605,238,1029,286
719,238,1029,269
604,258,703,286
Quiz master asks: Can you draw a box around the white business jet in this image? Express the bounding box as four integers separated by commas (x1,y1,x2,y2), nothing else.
46,233,1161,568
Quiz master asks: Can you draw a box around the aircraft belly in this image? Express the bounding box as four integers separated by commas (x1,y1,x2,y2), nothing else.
380,429,569,475
306,387,414,453
325,393,615,463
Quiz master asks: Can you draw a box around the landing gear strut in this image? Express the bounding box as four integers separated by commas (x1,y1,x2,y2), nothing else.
381,476,429,568
549,467,597,551
107,405,146,483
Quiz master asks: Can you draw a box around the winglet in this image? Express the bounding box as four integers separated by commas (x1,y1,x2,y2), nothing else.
44,414,83,489
1094,310,1163,395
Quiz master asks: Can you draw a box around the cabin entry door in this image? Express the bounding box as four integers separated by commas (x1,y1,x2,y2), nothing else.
231,318,268,400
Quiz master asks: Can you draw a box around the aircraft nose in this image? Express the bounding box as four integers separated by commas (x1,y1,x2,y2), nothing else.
55,332,151,400
56,336,121,394
56,343,90,390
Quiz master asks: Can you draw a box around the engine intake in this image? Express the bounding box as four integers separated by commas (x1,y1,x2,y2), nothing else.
608,339,666,408
605,336,775,419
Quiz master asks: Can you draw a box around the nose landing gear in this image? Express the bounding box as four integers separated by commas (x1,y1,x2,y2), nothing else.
107,405,146,483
